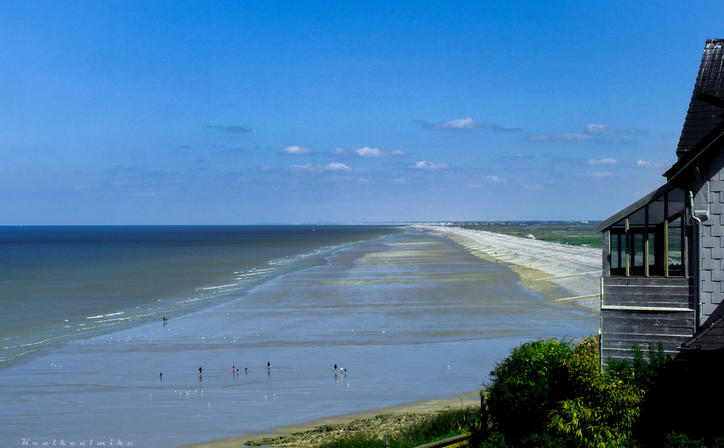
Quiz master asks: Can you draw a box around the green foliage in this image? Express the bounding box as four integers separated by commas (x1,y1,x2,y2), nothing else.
482,337,679,447
548,337,643,448
318,408,480,448
319,434,387,448
484,339,573,441
519,432,569,447
664,432,708,448
606,342,669,392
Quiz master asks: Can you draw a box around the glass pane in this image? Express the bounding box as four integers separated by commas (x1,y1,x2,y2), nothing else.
648,233,656,269
611,234,620,269
633,233,644,267
668,188,686,219
668,216,683,275
629,207,645,228
649,195,666,225
612,218,626,229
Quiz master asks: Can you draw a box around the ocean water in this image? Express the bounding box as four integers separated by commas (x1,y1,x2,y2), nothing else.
0,226,598,448
0,225,399,367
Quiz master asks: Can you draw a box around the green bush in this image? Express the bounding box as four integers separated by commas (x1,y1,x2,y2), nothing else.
318,408,480,448
484,339,573,441
664,432,708,448
606,342,668,392
548,337,643,448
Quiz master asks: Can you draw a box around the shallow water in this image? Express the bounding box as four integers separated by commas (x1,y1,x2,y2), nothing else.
0,225,399,366
0,229,598,448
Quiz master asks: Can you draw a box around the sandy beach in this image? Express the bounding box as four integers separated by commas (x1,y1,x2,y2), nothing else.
179,227,602,448
418,226,602,313
0,227,599,448
181,392,481,448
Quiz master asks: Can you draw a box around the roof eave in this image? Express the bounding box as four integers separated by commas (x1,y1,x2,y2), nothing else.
594,182,674,233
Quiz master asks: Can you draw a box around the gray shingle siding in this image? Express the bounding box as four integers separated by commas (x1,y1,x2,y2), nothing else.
694,146,724,325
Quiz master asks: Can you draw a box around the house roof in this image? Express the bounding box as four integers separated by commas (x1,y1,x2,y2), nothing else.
675,39,724,159
662,118,724,181
681,314,724,351
597,39,724,233
593,182,674,233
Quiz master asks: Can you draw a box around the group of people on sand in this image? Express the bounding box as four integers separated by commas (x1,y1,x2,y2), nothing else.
333,363,348,377
160,361,346,383
231,365,250,376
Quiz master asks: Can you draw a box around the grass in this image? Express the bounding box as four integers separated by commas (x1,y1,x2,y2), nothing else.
457,221,601,248
317,408,480,448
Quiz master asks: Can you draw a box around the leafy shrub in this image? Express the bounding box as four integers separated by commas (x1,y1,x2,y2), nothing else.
484,339,573,441
606,342,669,392
664,432,707,448
318,408,480,448
548,337,643,448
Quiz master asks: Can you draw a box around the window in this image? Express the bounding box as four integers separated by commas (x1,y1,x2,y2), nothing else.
606,188,686,277
668,216,684,276
610,219,626,276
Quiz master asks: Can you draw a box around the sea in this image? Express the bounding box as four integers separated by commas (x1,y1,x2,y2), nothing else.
0,226,598,448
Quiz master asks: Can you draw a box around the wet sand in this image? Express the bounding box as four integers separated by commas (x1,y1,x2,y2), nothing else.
177,227,602,448
419,226,602,313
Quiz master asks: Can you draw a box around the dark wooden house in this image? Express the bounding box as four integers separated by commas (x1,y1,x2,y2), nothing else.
596,39,724,362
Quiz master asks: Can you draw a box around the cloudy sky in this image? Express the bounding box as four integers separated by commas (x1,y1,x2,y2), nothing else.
2,1,723,224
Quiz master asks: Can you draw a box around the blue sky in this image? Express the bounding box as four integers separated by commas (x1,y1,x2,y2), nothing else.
2,1,723,224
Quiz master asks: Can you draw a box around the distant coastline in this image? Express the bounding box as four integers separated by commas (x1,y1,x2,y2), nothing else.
418,225,602,314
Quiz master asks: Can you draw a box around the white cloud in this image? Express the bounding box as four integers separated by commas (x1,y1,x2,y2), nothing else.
588,158,618,165
411,161,448,170
590,171,613,179
390,150,406,156
438,117,475,129
486,175,504,183
637,159,652,167
585,124,615,135
527,133,593,142
331,147,346,155
290,163,352,173
282,145,311,154
326,163,351,172
528,124,642,144
420,117,521,132
290,163,317,172
355,147,383,157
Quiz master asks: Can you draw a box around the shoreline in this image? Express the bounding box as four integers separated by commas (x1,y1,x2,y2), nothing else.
419,225,601,314
179,392,481,448
180,226,601,448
